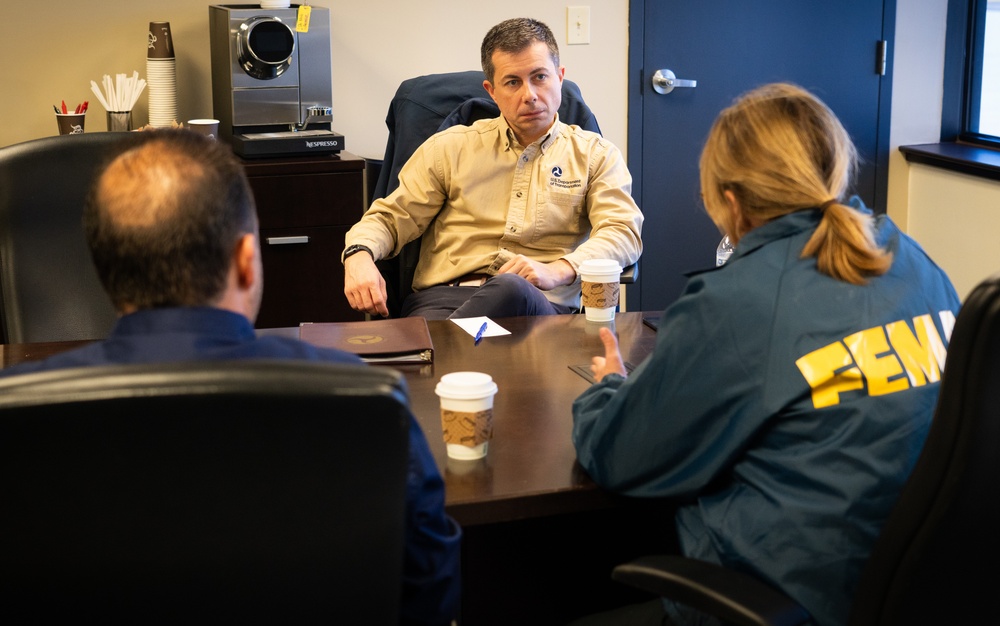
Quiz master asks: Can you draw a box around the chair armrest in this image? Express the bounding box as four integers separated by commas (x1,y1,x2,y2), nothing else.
620,262,637,284
612,555,810,626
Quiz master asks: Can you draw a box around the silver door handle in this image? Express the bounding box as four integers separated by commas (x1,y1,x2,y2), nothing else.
266,236,310,245
652,69,697,94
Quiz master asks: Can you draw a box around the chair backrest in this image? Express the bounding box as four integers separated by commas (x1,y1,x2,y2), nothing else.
848,273,1000,624
0,360,411,624
0,132,135,344
372,70,602,317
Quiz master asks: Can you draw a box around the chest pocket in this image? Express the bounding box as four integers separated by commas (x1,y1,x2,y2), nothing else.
533,189,587,246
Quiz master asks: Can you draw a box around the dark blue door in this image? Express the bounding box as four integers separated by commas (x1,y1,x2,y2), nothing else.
628,0,895,312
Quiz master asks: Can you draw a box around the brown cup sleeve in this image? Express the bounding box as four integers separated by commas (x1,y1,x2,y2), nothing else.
441,408,493,447
582,281,620,308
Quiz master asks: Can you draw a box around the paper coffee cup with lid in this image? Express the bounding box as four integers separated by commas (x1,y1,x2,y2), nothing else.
435,372,497,460
580,259,622,321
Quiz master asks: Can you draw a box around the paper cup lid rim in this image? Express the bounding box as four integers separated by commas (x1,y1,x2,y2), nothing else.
435,371,497,399
580,259,622,271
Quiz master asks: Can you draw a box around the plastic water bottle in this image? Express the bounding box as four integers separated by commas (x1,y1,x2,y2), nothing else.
716,235,734,266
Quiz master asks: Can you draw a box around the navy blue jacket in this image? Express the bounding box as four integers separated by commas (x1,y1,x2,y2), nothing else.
0,307,462,626
573,203,960,625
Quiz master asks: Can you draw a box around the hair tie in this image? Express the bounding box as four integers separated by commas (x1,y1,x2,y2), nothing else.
819,199,837,212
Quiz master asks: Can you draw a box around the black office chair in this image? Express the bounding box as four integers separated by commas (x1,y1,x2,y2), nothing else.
611,273,1000,624
0,360,411,624
0,132,136,344
369,70,633,318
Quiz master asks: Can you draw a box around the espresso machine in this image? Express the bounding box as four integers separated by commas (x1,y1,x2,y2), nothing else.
209,4,345,157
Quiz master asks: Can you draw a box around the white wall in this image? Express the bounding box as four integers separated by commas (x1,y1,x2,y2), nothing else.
0,1,629,160
330,1,629,159
885,0,949,225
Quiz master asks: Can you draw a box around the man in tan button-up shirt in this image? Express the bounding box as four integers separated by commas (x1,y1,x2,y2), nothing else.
343,17,643,319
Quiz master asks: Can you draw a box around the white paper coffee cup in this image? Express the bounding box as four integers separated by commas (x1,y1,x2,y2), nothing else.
187,119,220,140
580,259,622,321
435,372,497,460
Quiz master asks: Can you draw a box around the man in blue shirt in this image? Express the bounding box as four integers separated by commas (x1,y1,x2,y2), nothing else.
0,129,461,626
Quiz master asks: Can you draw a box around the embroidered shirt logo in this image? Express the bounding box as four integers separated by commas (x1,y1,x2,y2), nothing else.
548,164,582,189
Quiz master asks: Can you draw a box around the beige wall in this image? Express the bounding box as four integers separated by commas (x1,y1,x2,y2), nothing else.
0,1,629,159
903,165,1000,300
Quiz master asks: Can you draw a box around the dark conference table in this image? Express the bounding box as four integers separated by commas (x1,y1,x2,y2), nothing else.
0,312,658,524
0,312,677,624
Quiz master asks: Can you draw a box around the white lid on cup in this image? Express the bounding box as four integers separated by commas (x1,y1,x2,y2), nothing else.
435,372,498,400
579,258,622,277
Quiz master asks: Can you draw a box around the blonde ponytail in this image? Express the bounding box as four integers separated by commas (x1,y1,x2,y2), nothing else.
801,201,892,285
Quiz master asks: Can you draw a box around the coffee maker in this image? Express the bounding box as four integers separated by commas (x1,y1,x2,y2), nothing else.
208,4,345,157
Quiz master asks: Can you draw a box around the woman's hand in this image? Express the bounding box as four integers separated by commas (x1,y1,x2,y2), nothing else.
591,326,627,382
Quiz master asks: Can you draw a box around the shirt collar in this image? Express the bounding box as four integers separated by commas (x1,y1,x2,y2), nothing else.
499,113,562,152
110,307,257,341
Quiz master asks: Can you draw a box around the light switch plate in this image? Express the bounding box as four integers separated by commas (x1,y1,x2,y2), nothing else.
567,6,590,45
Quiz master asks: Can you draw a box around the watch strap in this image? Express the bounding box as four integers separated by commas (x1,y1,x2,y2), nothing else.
342,244,374,263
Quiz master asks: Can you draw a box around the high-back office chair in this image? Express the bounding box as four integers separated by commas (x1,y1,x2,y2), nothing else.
611,273,1000,625
0,360,411,624
369,70,634,317
0,132,135,344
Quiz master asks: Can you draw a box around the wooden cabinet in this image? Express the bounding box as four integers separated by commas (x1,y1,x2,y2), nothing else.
241,151,366,328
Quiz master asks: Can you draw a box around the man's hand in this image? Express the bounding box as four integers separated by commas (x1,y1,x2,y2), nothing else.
591,326,627,382
497,256,576,291
344,252,389,317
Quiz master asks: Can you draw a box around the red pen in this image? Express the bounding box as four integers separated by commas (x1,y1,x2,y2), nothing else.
61,100,67,114
82,101,88,113
74,103,81,114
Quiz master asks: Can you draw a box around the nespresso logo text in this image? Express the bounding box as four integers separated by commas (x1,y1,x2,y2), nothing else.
306,140,341,148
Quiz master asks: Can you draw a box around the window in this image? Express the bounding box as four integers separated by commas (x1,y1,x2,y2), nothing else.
944,0,1000,146
900,0,1000,181
978,3,1000,135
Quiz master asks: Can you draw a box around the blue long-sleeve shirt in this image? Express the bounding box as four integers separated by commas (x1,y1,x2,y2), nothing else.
573,204,960,625
0,307,462,626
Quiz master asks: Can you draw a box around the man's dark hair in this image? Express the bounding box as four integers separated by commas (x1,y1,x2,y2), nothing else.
83,129,257,311
481,18,560,84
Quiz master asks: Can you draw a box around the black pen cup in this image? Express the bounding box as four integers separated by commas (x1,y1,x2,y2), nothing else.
56,113,86,135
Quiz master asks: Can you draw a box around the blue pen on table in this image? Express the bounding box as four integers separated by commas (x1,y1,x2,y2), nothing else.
474,321,488,345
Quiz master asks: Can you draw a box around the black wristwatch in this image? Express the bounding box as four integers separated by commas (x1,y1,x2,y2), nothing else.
342,244,374,263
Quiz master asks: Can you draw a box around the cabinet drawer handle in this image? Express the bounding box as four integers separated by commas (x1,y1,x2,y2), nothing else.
266,236,310,245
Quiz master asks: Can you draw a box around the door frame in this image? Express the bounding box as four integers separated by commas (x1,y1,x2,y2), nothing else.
625,0,898,311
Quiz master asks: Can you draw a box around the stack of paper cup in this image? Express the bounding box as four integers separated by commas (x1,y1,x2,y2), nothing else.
580,259,623,321
435,372,497,460
147,21,177,127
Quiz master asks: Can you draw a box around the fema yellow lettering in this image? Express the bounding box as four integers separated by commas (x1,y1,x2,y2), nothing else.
795,311,954,409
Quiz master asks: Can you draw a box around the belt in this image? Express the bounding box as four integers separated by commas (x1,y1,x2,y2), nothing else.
448,273,491,287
